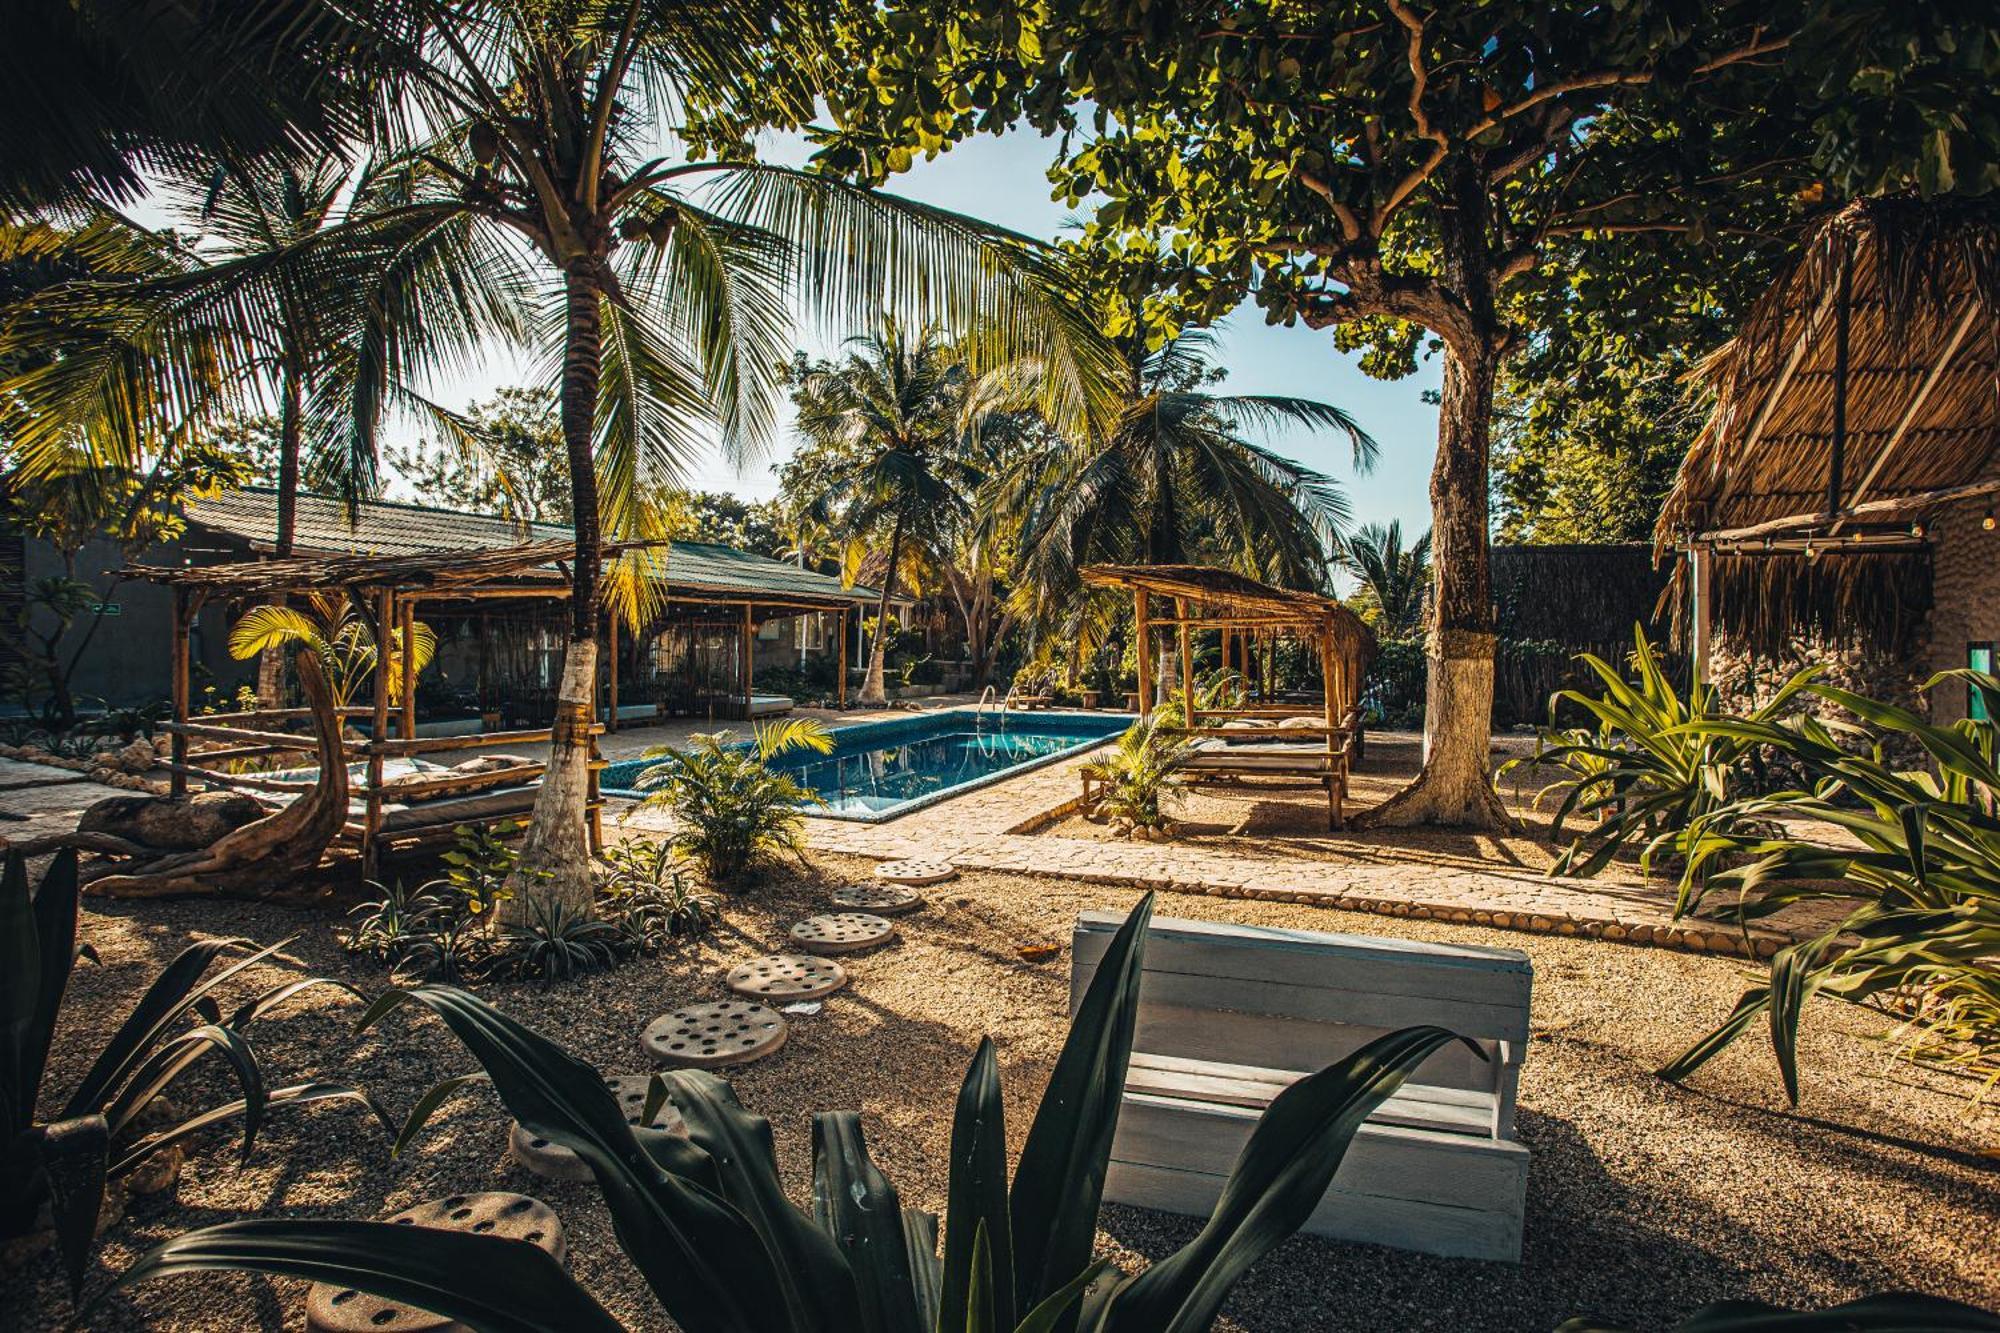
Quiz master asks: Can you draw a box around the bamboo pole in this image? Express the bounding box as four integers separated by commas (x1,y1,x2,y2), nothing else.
742,603,754,720
1322,611,1341,831
1134,589,1152,717
1177,597,1195,727
607,613,620,734
169,589,190,798
399,598,418,743
365,589,392,879
837,608,848,709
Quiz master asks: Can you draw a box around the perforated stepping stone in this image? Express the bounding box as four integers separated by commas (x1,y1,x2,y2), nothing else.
305,1192,564,1333
725,953,848,1001
875,858,958,886
509,1074,686,1182
790,911,897,955
643,999,789,1068
831,883,924,916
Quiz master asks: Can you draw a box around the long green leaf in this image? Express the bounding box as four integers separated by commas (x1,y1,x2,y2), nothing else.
1009,893,1154,1325
941,1037,1013,1333
356,986,794,1333
108,1082,393,1176
811,1110,925,1333
98,1218,624,1333
21,850,81,1135
663,1071,863,1333
1096,1026,1473,1333
38,1112,108,1298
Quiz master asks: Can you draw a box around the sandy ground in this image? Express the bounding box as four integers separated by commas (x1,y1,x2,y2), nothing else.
1047,733,1597,873
7,852,1997,1333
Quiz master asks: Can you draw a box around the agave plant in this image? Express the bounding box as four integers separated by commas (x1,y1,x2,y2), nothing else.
102,894,1472,1331
598,837,720,951
502,900,627,983
227,593,436,713
1508,628,1822,879
1,849,388,1297
634,718,835,883
1080,714,1190,834
1658,670,2000,1104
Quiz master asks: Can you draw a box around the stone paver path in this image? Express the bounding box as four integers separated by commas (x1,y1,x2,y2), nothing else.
0,760,133,852
616,737,1842,959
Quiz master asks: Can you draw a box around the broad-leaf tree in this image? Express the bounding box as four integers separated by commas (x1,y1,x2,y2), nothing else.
817,0,2000,826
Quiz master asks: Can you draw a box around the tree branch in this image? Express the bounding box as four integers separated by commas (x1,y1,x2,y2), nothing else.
1295,169,1364,242
1375,0,1452,231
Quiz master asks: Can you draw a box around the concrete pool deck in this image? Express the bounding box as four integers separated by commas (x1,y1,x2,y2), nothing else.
612,730,1847,959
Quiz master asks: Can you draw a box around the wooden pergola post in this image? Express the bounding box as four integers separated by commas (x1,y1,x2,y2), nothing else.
1321,611,1342,830
1689,544,1714,686
399,597,418,743
365,587,393,879
836,607,848,709
742,602,754,721
1176,597,1195,726
169,588,190,798
1134,589,1152,717
606,613,619,734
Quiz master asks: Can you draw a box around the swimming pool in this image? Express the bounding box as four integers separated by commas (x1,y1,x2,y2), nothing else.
600,709,1132,821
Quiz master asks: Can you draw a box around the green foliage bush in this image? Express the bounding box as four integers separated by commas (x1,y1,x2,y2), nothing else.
635,719,833,883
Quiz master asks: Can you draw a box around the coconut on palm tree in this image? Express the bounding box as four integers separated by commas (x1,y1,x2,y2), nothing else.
2,2,1119,918
994,327,1376,699
1339,521,1431,636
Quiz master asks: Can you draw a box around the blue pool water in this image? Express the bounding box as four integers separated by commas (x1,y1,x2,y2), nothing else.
600,709,1132,821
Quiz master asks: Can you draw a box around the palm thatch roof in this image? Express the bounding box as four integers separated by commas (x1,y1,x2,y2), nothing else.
1657,196,2000,553
122,540,618,597
1081,562,1376,663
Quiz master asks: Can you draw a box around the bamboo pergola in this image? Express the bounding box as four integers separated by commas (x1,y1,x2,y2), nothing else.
1081,564,1377,828
1657,196,2000,671
124,540,633,875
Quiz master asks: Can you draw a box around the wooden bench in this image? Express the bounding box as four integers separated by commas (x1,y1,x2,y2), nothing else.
1072,911,1532,1262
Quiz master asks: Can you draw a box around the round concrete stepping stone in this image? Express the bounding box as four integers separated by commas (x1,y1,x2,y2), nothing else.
306,1192,563,1333
875,858,957,886
509,1074,686,1182
643,999,789,1068
831,882,923,916
790,911,897,954
725,953,848,1001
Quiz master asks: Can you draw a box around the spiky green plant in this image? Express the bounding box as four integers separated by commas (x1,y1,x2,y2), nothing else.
99,894,1476,1332
1080,715,1190,832
1508,627,1823,879
1658,670,2000,1105
227,595,436,713
1,849,388,1299
634,717,834,883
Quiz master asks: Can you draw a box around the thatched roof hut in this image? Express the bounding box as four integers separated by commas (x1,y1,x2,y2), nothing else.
1655,197,1999,666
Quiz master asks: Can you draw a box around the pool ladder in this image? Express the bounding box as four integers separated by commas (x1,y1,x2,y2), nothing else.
975,684,1008,717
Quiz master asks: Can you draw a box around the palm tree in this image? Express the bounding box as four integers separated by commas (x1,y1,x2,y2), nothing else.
227,595,437,713
789,322,1001,706
2,3,1118,917
1339,521,1431,636
994,328,1376,697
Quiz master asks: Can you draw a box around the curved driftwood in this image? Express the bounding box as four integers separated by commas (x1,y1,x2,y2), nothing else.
87,652,350,899
0,831,152,858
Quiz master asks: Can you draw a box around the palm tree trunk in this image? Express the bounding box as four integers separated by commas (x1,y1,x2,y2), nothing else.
858,510,906,707
504,263,604,922
259,357,303,705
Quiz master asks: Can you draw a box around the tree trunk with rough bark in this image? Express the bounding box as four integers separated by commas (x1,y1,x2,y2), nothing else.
858,510,906,707
1361,160,1511,830
503,265,605,922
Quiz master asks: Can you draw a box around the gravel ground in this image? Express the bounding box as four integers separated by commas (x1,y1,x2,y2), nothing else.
7,852,1997,1333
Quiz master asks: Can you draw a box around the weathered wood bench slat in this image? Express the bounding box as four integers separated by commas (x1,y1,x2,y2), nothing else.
1075,911,1532,1262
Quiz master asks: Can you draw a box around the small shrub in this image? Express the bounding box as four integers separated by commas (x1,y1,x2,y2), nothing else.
1081,715,1188,835
502,901,626,983
634,718,832,883
598,839,719,952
